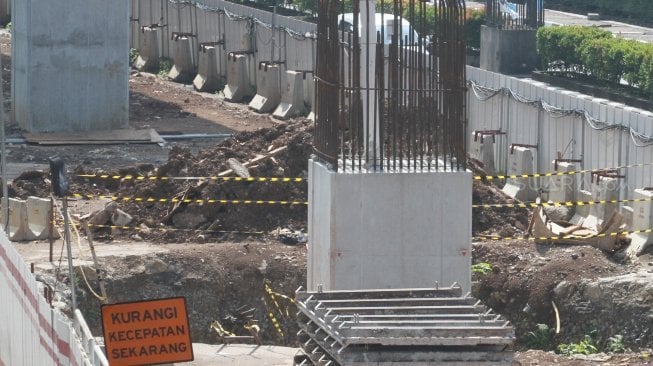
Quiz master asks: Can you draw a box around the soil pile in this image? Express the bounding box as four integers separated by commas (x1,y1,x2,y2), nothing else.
71,119,313,243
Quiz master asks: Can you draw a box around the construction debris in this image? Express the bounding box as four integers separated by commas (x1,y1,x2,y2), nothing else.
531,207,625,251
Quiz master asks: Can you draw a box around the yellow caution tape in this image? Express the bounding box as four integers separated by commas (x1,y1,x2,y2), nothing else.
262,292,285,338
474,228,653,242
266,288,296,305
265,283,286,318
473,196,653,209
81,223,264,235
71,193,308,205
210,320,235,337
75,162,653,183
473,161,653,181
77,174,304,183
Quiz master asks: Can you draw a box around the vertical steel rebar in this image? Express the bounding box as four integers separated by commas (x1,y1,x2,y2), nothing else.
313,0,468,172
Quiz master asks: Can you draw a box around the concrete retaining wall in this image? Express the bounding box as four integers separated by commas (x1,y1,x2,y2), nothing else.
0,232,108,366
467,66,653,201
12,0,129,132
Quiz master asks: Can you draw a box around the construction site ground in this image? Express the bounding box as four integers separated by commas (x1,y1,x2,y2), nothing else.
3,33,653,365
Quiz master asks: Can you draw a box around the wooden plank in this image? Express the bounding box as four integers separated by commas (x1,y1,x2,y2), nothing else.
218,146,287,176
23,128,164,145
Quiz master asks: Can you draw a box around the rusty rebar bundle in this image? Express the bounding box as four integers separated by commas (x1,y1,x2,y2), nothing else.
313,0,467,172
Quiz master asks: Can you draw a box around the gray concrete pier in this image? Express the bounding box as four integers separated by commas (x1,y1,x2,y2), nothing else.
12,0,129,132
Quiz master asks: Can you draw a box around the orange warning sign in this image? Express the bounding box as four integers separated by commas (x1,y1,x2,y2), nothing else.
101,297,193,366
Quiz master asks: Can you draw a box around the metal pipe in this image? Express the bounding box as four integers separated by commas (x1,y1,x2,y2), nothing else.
63,197,77,311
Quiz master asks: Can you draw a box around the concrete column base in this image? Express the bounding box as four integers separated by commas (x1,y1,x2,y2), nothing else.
308,159,472,293
480,25,538,75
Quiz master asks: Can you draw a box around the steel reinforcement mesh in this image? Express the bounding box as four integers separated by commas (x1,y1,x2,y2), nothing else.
313,0,468,172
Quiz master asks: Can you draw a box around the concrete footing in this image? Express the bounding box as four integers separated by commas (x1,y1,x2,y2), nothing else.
134,27,160,72
470,132,496,174
546,161,577,203
168,36,196,82
249,63,281,113
307,159,472,293
193,44,226,92
502,146,537,201
570,189,593,225
223,53,256,102
272,70,306,119
626,189,653,257
584,177,619,230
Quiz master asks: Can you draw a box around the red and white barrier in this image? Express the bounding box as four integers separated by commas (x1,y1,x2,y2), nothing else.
0,230,107,366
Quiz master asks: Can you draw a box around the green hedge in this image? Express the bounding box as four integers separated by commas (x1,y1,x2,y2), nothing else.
537,26,653,96
545,0,653,27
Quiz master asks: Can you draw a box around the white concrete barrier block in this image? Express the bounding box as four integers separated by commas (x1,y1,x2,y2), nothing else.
546,161,577,204
134,27,160,72
193,45,223,92
627,189,653,257
622,205,634,229
222,53,255,102
249,63,282,113
273,70,306,119
469,132,496,174
2,198,30,241
584,177,619,230
502,147,537,202
306,74,316,121
168,36,195,82
26,196,59,240
570,190,592,225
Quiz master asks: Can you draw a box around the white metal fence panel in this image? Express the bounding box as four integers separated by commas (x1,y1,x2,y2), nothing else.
0,231,108,366
130,0,317,72
466,66,653,201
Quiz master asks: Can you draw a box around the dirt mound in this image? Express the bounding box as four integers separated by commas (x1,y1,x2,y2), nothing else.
70,119,313,243
472,239,634,348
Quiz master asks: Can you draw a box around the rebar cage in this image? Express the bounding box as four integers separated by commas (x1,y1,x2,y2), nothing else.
485,0,544,30
313,0,468,173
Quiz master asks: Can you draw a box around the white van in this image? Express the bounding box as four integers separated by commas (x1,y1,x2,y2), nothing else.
338,13,424,46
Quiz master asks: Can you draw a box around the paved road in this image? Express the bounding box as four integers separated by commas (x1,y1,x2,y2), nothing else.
467,1,653,43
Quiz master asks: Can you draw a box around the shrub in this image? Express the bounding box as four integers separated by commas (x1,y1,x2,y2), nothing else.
157,57,174,78
605,335,626,354
129,48,139,66
465,8,485,50
526,324,554,350
537,25,653,97
557,334,598,356
471,262,493,275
